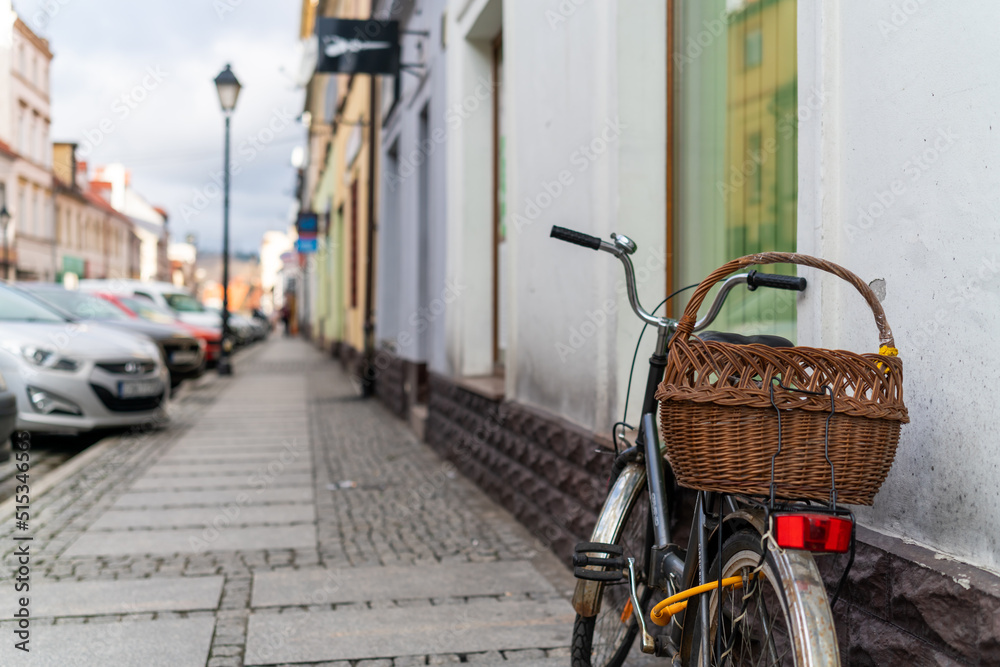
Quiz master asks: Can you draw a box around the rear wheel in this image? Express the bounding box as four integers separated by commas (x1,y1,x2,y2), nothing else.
688,528,839,666
571,476,653,667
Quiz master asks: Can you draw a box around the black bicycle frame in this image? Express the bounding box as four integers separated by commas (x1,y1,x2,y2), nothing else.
634,321,726,657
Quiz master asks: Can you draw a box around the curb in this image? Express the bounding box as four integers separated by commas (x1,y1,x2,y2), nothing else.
0,433,121,522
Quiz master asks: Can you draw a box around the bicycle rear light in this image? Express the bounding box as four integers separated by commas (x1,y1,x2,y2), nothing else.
773,513,852,553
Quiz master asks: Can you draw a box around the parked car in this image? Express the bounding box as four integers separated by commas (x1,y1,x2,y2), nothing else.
0,371,16,463
0,284,169,434
94,292,224,368
206,308,265,346
78,279,222,330
18,284,205,388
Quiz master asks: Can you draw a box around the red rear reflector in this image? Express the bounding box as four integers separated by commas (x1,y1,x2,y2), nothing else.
773,514,852,553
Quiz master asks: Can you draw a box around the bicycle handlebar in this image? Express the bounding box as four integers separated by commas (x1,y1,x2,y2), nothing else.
747,270,807,292
550,226,602,250
550,225,807,331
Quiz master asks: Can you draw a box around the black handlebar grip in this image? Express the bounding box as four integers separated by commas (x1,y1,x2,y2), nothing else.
747,270,807,292
550,225,603,250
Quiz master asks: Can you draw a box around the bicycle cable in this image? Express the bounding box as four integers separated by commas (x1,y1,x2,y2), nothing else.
613,282,700,452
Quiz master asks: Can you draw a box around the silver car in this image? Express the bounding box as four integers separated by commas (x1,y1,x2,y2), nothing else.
0,284,169,434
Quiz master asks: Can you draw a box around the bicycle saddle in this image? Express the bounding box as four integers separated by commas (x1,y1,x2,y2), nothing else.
697,331,794,348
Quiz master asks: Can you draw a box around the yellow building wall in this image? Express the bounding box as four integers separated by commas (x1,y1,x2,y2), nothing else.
330,75,378,353
300,0,378,354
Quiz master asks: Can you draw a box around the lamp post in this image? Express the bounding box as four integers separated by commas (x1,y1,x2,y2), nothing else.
214,64,241,376
0,206,10,282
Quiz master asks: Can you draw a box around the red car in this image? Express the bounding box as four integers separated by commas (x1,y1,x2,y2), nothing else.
94,292,224,367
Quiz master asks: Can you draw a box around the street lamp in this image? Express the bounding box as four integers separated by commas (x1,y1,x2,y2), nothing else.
214,64,241,376
0,206,10,282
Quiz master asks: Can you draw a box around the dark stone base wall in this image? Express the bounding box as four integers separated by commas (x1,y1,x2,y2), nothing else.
819,528,1000,666
426,373,609,563
420,372,1000,665
332,341,363,383
373,351,407,420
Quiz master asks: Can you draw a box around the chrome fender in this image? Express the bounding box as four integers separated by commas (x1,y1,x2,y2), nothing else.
571,461,647,617
723,508,842,667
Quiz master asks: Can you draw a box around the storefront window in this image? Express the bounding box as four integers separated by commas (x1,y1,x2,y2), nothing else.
674,0,798,339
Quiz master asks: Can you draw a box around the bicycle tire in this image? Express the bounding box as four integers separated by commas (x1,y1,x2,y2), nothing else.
571,471,653,667
686,528,841,667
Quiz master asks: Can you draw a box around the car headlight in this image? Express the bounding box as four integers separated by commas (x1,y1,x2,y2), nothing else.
27,386,83,415
5,344,80,372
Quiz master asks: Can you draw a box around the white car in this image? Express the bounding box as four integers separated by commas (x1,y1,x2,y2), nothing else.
0,284,170,434
78,279,222,330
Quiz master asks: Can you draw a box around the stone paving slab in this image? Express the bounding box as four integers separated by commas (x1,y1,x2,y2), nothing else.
142,461,312,476
467,659,567,667
252,560,555,607
128,472,313,490
63,524,316,557
0,617,216,666
88,503,315,530
111,486,313,508
244,598,573,665
157,450,297,462
165,440,307,452
2,576,224,619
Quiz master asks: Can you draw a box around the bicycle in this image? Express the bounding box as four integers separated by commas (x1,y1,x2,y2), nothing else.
550,226,850,666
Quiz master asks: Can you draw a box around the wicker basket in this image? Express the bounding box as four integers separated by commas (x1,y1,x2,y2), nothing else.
655,252,909,505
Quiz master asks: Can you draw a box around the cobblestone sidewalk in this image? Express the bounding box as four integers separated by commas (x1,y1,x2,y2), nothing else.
0,338,577,666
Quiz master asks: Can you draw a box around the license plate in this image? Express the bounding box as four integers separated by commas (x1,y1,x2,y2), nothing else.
170,350,200,365
118,380,162,399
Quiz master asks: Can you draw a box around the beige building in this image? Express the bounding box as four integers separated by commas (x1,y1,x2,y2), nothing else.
52,143,138,280
0,13,56,280
92,163,169,282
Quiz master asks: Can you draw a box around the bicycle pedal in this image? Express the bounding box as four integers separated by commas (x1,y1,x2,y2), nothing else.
572,542,626,581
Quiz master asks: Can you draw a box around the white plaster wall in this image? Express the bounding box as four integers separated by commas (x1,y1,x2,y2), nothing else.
798,0,1000,573
443,0,667,431
504,0,615,430
445,0,501,378
613,0,667,427
376,0,450,374
503,0,666,432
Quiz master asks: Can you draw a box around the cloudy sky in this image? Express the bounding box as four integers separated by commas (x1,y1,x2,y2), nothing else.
15,0,306,254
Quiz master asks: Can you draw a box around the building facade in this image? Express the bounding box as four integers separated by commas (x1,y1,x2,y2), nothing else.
300,0,381,379
52,143,137,281
371,0,449,422
0,12,56,281
296,1,1000,662
92,163,170,282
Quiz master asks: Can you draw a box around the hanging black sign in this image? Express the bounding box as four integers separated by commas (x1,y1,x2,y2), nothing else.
315,18,400,76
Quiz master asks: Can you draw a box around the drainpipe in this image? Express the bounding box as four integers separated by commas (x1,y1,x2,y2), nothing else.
360,70,378,397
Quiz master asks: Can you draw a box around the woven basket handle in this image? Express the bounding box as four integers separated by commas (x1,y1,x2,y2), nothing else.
675,252,895,348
